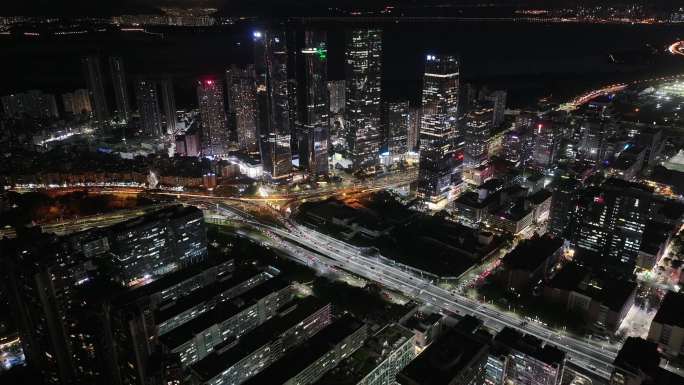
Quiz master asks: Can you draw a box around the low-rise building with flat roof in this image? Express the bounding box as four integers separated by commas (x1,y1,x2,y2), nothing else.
498,235,564,290
397,322,490,385
543,263,636,332
314,323,416,385
636,221,675,270
608,337,683,385
190,296,332,385
494,327,565,385
648,291,684,358
156,268,274,335
159,279,293,367
242,315,367,385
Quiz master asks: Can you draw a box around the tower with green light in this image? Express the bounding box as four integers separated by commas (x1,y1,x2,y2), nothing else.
299,31,330,178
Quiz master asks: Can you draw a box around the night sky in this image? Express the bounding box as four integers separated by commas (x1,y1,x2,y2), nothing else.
1,0,681,16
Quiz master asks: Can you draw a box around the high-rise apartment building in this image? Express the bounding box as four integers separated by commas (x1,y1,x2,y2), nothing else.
160,77,177,134
109,56,131,122
345,29,382,171
397,322,489,385
2,205,209,384
81,55,110,125
2,90,59,119
315,323,416,385
61,89,92,115
463,102,493,168
190,297,332,385
135,79,163,138
197,79,229,157
548,177,581,239
107,205,208,286
160,279,294,367
503,127,533,166
578,120,605,163
227,64,259,153
299,30,330,178
254,30,293,180
243,315,367,385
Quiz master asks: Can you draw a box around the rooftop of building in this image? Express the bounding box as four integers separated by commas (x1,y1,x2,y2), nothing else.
639,221,675,256
191,296,329,381
602,178,654,195
112,257,234,307
527,189,552,205
313,323,414,385
654,368,684,385
492,199,533,222
611,146,644,171
653,291,684,328
455,315,483,335
494,327,565,367
613,337,660,379
108,204,202,232
402,311,442,333
552,176,581,193
479,178,504,192
242,315,365,385
454,190,500,209
159,278,290,349
502,235,563,271
547,263,636,312
651,166,684,195
155,268,267,323
398,325,489,385
378,214,498,278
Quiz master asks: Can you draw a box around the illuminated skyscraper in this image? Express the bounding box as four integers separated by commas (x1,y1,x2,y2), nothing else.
299,30,330,178
197,79,229,157
416,142,458,205
574,179,654,275
485,90,506,127
385,101,409,159
549,177,580,239
417,54,460,205
408,106,421,152
160,77,177,134
345,29,382,171
135,78,163,137
81,55,110,125
532,121,559,168
328,80,345,114
227,64,259,152
463,102,493,167
254,30,293,180
109,56,131,122
419,54,459,147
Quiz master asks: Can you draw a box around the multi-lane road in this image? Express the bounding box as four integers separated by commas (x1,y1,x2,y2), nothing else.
213,202,619,380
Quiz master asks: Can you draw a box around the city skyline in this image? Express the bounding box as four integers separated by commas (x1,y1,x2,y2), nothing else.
2,8,684,385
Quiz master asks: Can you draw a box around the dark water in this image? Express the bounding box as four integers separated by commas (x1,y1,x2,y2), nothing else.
1,21,683,109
